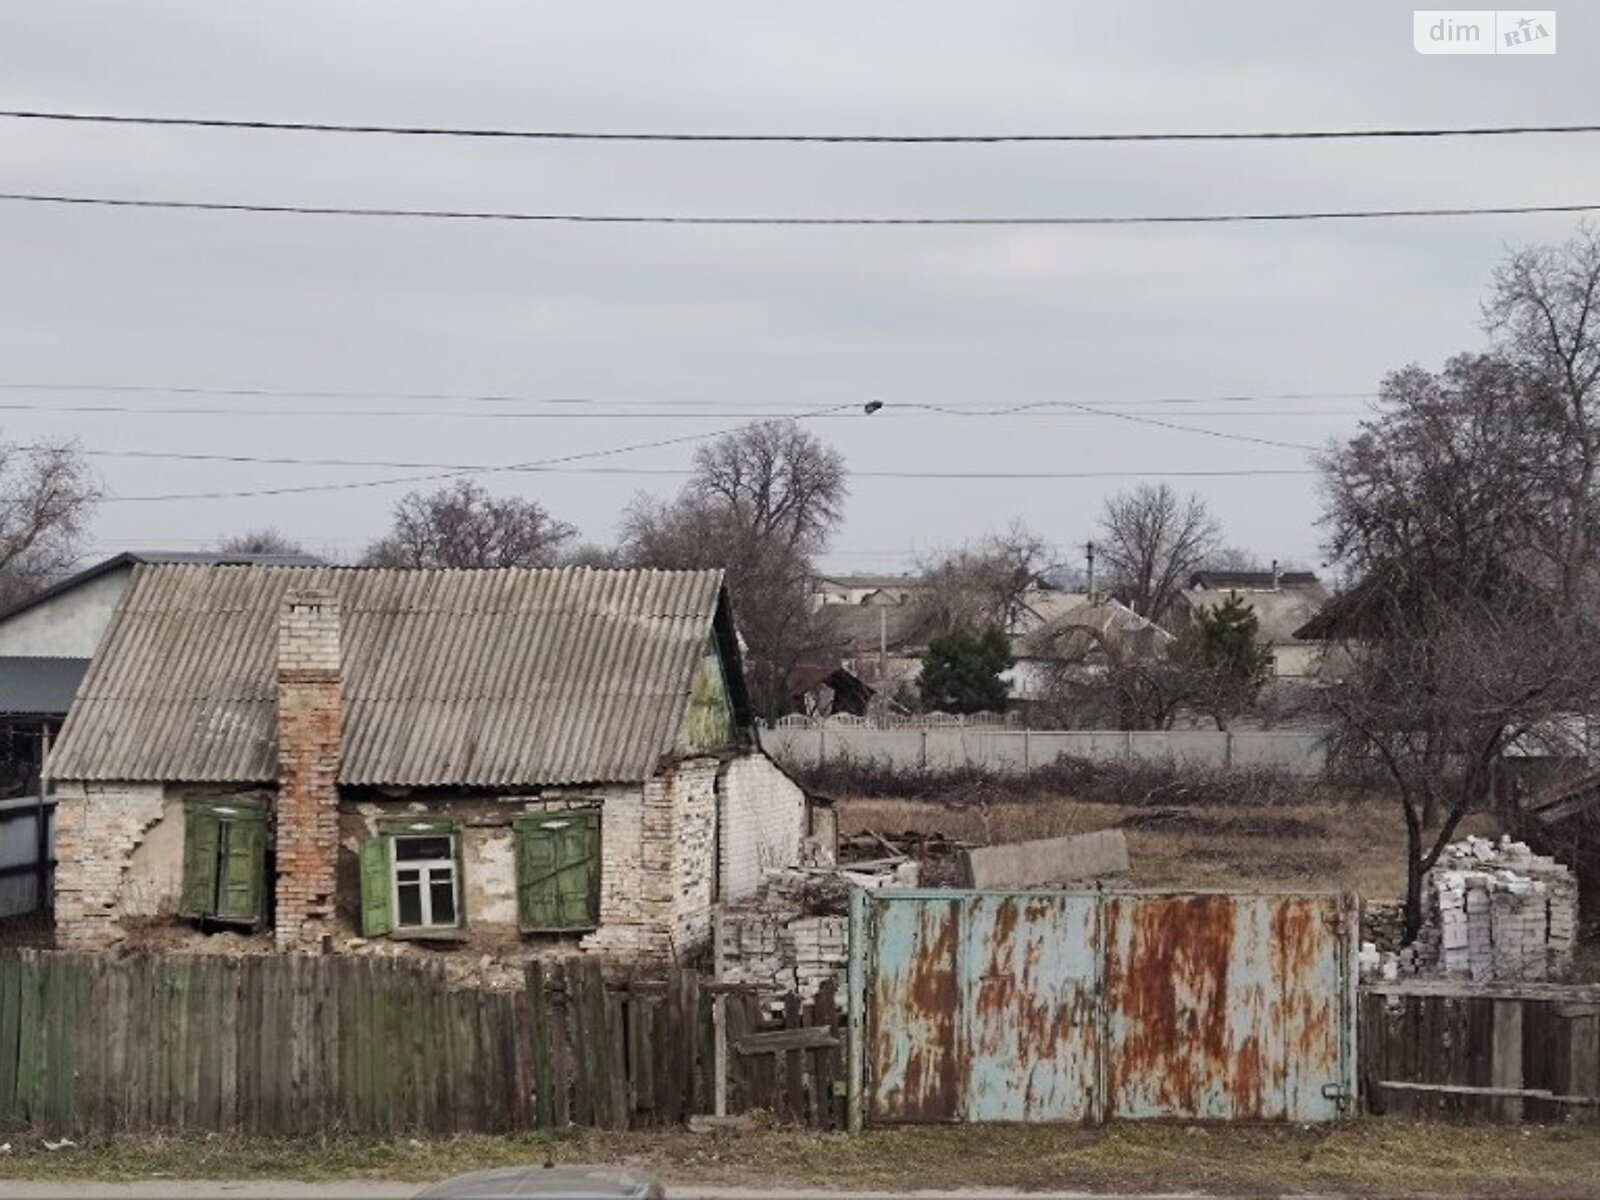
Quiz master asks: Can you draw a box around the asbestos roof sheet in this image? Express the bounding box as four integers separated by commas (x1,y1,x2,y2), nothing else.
49,564,731,787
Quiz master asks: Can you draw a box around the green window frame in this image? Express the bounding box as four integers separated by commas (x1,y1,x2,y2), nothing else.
359,817,465,938
514,808,601,933
180,799,267,926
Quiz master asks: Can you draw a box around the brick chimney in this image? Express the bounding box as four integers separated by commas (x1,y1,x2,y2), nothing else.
274,589,342,950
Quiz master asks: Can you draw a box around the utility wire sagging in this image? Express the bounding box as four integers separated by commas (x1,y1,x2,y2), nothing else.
4,108,1600,144
2,191,1598,227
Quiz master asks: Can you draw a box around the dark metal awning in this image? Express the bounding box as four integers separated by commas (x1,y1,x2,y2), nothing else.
0,657,89,717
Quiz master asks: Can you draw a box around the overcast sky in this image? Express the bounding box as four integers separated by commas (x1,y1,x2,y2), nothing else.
2,2,1597,577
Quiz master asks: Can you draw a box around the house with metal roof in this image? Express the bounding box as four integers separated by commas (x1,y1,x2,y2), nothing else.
49,564,815,963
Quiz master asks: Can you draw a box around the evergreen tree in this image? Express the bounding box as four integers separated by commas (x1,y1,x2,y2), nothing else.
919,626,1013,714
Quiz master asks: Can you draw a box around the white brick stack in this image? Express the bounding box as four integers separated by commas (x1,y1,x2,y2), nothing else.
1411,835,1578,983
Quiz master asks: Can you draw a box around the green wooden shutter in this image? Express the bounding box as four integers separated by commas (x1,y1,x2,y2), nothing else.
359,837,392,936
515,810,600,931
181,806,221,917
215,815,266,924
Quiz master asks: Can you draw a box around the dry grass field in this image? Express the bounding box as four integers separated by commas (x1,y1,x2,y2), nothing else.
836,793,1505,901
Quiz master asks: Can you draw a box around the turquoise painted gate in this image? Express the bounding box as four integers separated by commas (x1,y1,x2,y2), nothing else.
849,889,1356,1127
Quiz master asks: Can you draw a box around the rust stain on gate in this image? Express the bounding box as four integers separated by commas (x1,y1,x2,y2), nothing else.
1103,893,1242,1116
855,889,1354,1126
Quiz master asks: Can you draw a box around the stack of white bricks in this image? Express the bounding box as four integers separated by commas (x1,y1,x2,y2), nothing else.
717,897,849,998
716,857,916,997
1412,836,1577,982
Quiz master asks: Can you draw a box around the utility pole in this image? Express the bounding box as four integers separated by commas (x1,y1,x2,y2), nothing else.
1085,541,1097,601
879,605,888,680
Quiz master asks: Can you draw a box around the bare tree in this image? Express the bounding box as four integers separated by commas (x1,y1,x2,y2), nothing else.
914,523,1051,635
687,421,846,553
0,439,98,608
362,481,576,569
620,421,847,715
1319,343,1600,939
1324,585,1595,939
215,528,305,556
1485,223,1600,600
1097,483,1220,619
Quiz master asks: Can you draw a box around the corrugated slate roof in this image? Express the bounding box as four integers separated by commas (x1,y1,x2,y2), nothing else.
49,564,734,788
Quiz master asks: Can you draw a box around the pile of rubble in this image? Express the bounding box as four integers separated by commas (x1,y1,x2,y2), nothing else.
1360,835,1577,983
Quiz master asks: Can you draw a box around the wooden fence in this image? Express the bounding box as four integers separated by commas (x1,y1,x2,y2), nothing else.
0,951,843,1136
1361,984,1600,1122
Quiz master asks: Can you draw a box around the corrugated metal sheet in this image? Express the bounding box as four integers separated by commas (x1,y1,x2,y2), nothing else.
50,564,730,787
0,657,89,716
851,889,1355,1126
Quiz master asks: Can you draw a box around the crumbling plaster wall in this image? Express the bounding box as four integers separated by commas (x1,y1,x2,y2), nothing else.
54,781,174,946
338,784,641,939
55,784,277,947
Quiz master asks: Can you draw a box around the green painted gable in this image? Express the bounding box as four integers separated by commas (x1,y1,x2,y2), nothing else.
679,635,736,752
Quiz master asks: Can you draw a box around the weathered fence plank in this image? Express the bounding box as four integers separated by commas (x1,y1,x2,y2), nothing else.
0,950,842,1136
1362,986,1600,1123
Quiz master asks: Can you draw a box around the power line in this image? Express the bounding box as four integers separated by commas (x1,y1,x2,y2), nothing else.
76,446,1320,476
91,403,878,502
3,190,1597,227
5,108,1599,144
0,400,1364,421
98,464,1316,502
0,380,1379,409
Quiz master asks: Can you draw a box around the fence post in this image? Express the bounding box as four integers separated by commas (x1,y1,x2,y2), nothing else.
712,911,727,1118
846,889,866,1134
1492,1000,1525,1122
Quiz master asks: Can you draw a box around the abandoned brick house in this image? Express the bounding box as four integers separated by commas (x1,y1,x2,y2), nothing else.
49,564,817,962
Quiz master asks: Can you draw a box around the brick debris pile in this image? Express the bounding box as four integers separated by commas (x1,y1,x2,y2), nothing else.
1361,835,1577,983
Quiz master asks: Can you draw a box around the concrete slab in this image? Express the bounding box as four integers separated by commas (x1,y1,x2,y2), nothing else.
961,829,1130,890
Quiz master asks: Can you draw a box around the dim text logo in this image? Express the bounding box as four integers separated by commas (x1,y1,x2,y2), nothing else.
1414,10,1556,53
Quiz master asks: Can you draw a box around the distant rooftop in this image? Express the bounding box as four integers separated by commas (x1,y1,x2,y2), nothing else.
1188,569,1320,591
0,549,323,626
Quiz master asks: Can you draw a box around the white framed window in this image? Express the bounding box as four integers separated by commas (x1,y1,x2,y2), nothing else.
361,818,465,936
390,833,460,930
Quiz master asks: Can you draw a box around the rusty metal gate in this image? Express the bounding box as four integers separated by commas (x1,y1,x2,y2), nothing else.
847,889,1356,1127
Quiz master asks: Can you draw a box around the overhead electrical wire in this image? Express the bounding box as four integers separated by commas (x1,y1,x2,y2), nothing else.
0,381,1379,410
92,403,878,502
4,108,1598,144
74,446,1319,477
0,400,1363,421
95,462,1317,502
1,191,1596,227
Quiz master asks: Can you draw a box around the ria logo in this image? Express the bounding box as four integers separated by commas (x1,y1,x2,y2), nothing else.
1413,10,1557,53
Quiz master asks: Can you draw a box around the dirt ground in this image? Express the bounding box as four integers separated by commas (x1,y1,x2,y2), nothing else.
837,794,1505,902
1,1123,1598,1196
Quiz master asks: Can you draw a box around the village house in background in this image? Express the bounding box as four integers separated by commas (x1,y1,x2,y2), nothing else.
1171,566,1329,681
1006,593,1174,714
0,550,319,920
49,564,820,964
807,574,931,698
0,551,319,794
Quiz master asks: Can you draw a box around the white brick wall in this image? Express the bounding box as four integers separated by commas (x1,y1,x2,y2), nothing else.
717,753,806,901
670,759,718,951
53,780,171,947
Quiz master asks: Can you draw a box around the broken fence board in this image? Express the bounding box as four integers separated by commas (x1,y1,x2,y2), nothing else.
733,1026,842,1055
